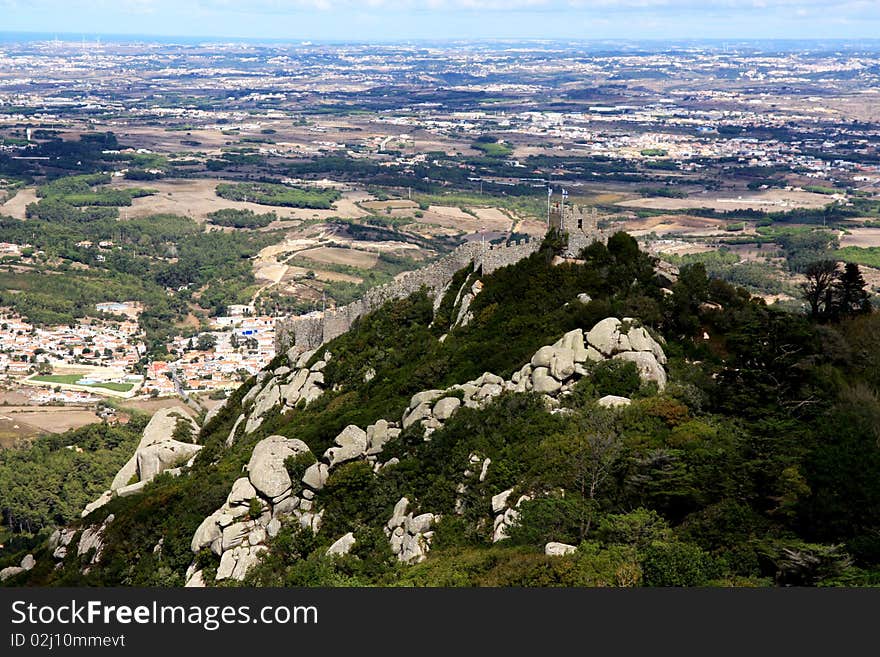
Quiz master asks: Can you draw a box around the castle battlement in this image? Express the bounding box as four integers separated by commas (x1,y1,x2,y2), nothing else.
275,237,543,353
550,202,605,258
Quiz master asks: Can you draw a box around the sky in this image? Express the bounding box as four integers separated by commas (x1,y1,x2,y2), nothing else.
1,0,879,42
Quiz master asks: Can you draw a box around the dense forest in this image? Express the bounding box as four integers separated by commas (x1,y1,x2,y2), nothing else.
4,231,880,587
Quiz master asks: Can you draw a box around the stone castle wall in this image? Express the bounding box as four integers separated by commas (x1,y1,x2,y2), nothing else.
275,237,542,353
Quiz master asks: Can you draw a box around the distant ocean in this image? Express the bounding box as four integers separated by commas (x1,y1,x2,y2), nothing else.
0,32,879,53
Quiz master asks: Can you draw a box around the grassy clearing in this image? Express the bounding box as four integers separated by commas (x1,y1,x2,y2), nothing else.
29,374,134,393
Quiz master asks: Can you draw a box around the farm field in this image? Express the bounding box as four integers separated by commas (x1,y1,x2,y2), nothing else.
28,374,135,393
616,189,832,212
0,406,101,448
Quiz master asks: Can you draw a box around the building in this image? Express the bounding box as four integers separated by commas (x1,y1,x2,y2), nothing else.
549,201,604,258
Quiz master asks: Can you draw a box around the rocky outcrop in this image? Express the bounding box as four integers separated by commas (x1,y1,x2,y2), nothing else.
545,542,577,556
49,527,77,560
452,279,483,329
242,351,329,435
247,435,310,499
598,395,632,408
326,532,356,557
110,408,199,491
82,409,200,518
324,425,368,467
0,553,35,581
185,315,669,582
492,490,532,543
385,497,436,564
137,440,202,482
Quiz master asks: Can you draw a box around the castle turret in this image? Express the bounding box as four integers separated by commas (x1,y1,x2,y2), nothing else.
550,201,603,258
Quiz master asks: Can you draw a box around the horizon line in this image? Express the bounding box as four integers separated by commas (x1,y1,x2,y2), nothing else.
2,31,880,47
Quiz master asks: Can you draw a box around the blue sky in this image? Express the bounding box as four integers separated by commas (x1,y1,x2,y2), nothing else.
1,1,879,41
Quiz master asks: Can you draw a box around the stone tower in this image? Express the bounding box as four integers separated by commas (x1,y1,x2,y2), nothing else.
549,201,603,258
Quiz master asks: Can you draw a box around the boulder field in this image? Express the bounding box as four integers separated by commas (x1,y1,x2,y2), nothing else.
182,315,667,585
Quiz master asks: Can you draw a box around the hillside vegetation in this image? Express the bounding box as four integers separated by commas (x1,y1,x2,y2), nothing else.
5,232,880,587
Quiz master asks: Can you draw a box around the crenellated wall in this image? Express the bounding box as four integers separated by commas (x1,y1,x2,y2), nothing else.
275,237,543,353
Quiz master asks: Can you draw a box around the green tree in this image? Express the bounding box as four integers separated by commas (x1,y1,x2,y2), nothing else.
833,262,872,318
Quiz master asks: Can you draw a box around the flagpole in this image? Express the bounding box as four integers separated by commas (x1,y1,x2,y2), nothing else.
547,185,551,228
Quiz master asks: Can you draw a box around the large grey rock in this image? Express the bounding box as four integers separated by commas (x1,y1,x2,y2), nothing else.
555,329,589,363
0,566,24,581
549,347,576,381
625,325,654,352
433,397,461,421
545,542,578,556
531,346,555,368
216,550,237,580
221,521,252,552
77,526,105,560
272,496,300,519
476,383,504,401
184,569,205,587
325,424,368,467
230,545,267,582
403,402,433,430
598,395,632,408
366,419,390,455
116,480,147,497
137,440,201,482
302,462,329,490
531,367,562,394
266,518,282,539
584,346,604,363
191,511,223,553
326,532,356,557
203,402,224,426
406,513,435,535
20,554,35,570
110,408,197,491
409,389,443,410
386,497,409,532
251,378,281,419
280,368,310,406
227,478,258,507
294,349,316,369
247,435,311,499
222,520,256,552
475,372,503,386
82,490,113,518
613,351,667,390
587,317,622,356
491,488,514,514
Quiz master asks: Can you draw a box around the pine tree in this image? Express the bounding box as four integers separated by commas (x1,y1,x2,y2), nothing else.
833,262,872,318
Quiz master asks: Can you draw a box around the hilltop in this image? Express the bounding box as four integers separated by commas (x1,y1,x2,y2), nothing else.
3,230,880,587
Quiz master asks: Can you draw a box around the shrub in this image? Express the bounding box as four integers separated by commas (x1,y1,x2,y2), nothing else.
594,508,672,549
641,541,720,586
587,360,642,398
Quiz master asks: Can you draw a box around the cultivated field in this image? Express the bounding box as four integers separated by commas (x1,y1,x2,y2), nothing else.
0,187,37,219
617,189,831,212
0,406,101,448
620,214,730,237
293,246,380,269
109,179,370,222
840,227,880,248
